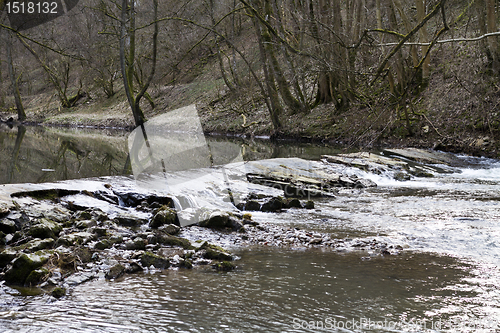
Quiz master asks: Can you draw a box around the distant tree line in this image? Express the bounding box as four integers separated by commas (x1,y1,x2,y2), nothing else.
0,0,499,134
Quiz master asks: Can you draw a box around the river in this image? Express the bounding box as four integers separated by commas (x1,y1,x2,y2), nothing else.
0,125,499,332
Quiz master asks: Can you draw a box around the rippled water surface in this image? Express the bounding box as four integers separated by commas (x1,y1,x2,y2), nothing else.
1,126,500,332
2,249,498,333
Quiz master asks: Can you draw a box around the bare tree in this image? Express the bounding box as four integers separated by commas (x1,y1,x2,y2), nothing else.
6,31,26,120
120,0,158,127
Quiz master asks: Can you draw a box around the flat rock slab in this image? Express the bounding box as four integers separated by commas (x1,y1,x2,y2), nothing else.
323,152,407,171
383,148,462,166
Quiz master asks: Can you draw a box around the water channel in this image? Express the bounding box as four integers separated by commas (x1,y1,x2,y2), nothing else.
0,124,499,332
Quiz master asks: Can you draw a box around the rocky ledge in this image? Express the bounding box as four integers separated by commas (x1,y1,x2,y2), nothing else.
0,153,421,298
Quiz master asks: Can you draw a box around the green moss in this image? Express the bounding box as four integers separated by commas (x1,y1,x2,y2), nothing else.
201,243,233,261
25,268,49,286
213,261,236,271
51,287,66,299
157,234,194,250
182,259,193,269
28,219,62,239
140,252,170,269
4,251,52,285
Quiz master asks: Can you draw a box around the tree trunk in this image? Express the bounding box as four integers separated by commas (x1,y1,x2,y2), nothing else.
486,0,499,71
120,0,148,127
6,33,26,121
416,0,430,81
262,0,304,113
387,0,406,95
254,16,283,130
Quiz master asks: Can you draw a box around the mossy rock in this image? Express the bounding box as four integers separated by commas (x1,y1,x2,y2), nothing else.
245,200,261,211
4,251,53,285
0,204,10,217
109,234,124,245
51,252,78,271
157,224,181,235
74,247,93,263
393,172,410,181
200,243,233,261
140,252,170,269
113,214,147,227
51,287,66,299
125,237,147,250
304,201,315,209
72,211,92,221
213,261,236,271
21,238,55,252
25,268,50,286
105,263,125,279
283,198,302,209
150,208,177,228
57,232,95,246
261,197,283,212
199,214,229,229
75,220,97,229
28,219,62,239
94,239,112,250
92,227,108,237
182,259,193,269
156,233,193,250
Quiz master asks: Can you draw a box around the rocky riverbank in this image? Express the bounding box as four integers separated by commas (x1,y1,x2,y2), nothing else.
1,149,455,298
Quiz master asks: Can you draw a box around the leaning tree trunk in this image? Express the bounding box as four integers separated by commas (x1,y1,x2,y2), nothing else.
6,33,26,121
120,0,157,127
254,16,283,130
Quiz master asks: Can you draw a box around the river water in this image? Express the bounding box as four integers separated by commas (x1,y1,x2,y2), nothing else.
0,125,499,332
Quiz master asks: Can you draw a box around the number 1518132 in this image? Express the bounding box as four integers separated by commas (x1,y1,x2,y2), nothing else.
5,2,58,14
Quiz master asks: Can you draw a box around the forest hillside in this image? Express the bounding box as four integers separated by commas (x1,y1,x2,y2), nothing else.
0,0,499,157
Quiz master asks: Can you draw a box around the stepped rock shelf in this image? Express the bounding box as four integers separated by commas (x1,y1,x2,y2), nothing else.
0,150,453,296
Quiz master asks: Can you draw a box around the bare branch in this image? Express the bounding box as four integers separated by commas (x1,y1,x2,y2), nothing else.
376,31,500,46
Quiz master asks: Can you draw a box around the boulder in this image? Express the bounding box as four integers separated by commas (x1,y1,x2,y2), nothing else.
304,201,314,209
0,204,10,217
0,219,17,234
75,220,97,229
4,251,53,285
64,272,95,286
57,232,95,246
158,224,180,235
114,213,146,227
22,238,55,252
25,268,50,286
28,219,62,239
51,287,66,299
140,252,170,269
199,213,229,229
150,208,177,228
261,197,283,212
155,233,193,249
125,237,146,250
94,239,112,250
200,243,233,261
213,261,236,271
105,263,125,279
245,200,261,211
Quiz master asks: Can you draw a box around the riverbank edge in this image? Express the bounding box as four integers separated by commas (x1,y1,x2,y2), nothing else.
1,105,498,161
